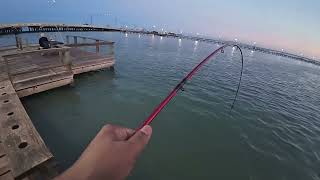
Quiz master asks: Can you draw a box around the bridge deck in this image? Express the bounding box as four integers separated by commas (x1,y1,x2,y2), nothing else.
0,23,120,35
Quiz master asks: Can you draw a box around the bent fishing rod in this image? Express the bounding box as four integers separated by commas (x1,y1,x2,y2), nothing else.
137,44,244,130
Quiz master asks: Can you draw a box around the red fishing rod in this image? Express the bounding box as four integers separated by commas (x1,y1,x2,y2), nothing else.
137,44,244,130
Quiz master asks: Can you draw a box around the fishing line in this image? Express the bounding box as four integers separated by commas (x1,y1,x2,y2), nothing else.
137,44,244,130
45,0,64,44
54,24,65,44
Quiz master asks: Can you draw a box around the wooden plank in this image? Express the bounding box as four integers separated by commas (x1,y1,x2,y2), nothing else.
72,57,114,66
72,61,115,75
11,69,57,84
17,159,59,180
0,140,14,180
13,71,73,90
0,80,53,177
0,172,14,180
16,75,73,98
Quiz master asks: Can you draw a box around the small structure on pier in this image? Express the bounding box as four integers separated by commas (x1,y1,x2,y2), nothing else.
0,35,115,179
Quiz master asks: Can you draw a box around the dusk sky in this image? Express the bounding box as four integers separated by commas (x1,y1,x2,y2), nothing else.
1,0,319,58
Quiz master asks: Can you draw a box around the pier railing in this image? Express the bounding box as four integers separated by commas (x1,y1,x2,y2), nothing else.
65,35,114,56
2,47,73,79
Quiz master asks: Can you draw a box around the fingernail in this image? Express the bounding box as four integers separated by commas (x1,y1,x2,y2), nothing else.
140,125,152,136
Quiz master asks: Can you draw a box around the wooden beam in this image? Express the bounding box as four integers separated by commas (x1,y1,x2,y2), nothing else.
3,47,71,59
66,42,114,47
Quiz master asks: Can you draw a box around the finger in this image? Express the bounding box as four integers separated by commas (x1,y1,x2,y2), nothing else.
128,125,152,156
113,126,136,141
100,124,135,141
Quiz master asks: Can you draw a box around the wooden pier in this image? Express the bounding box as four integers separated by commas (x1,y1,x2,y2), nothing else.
0,36,115,179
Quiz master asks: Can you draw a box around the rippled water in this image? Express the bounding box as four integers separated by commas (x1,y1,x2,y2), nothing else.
2,32,320,180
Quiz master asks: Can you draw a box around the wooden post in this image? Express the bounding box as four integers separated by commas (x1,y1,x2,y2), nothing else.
66,36,70,44
16,37,23,50
95,40,100,53
25,38,29,48
15,34,19,48
109,44,114,55
62,50,72,71
73,36,77,45
59,50,63,63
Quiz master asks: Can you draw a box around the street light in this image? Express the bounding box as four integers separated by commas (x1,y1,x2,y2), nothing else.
89,12,113,25
48,0,56,6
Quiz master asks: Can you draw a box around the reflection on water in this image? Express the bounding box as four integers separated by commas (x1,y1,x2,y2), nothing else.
5,31,319,180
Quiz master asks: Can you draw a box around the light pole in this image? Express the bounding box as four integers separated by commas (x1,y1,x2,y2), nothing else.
89,12,113,26
253,42,256,51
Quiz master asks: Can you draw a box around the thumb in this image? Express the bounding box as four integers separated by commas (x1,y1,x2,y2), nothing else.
128,125,152,155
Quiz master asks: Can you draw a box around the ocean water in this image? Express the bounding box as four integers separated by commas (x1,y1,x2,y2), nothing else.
2,32,320,180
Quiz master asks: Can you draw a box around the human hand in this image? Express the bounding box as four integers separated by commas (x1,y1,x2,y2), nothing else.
55,124,153,180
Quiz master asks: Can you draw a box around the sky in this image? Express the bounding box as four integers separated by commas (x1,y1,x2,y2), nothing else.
0,0,319,58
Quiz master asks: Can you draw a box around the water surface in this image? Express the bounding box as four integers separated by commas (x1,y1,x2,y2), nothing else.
4,32,319,180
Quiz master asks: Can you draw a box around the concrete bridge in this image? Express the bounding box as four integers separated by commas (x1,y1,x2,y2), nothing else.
0,23,120,35
123,29,319,66
176,35,320,66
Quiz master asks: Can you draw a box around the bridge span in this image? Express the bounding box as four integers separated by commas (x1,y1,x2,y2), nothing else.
123,29,320,66
0,23,120,35
0,23,318,66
